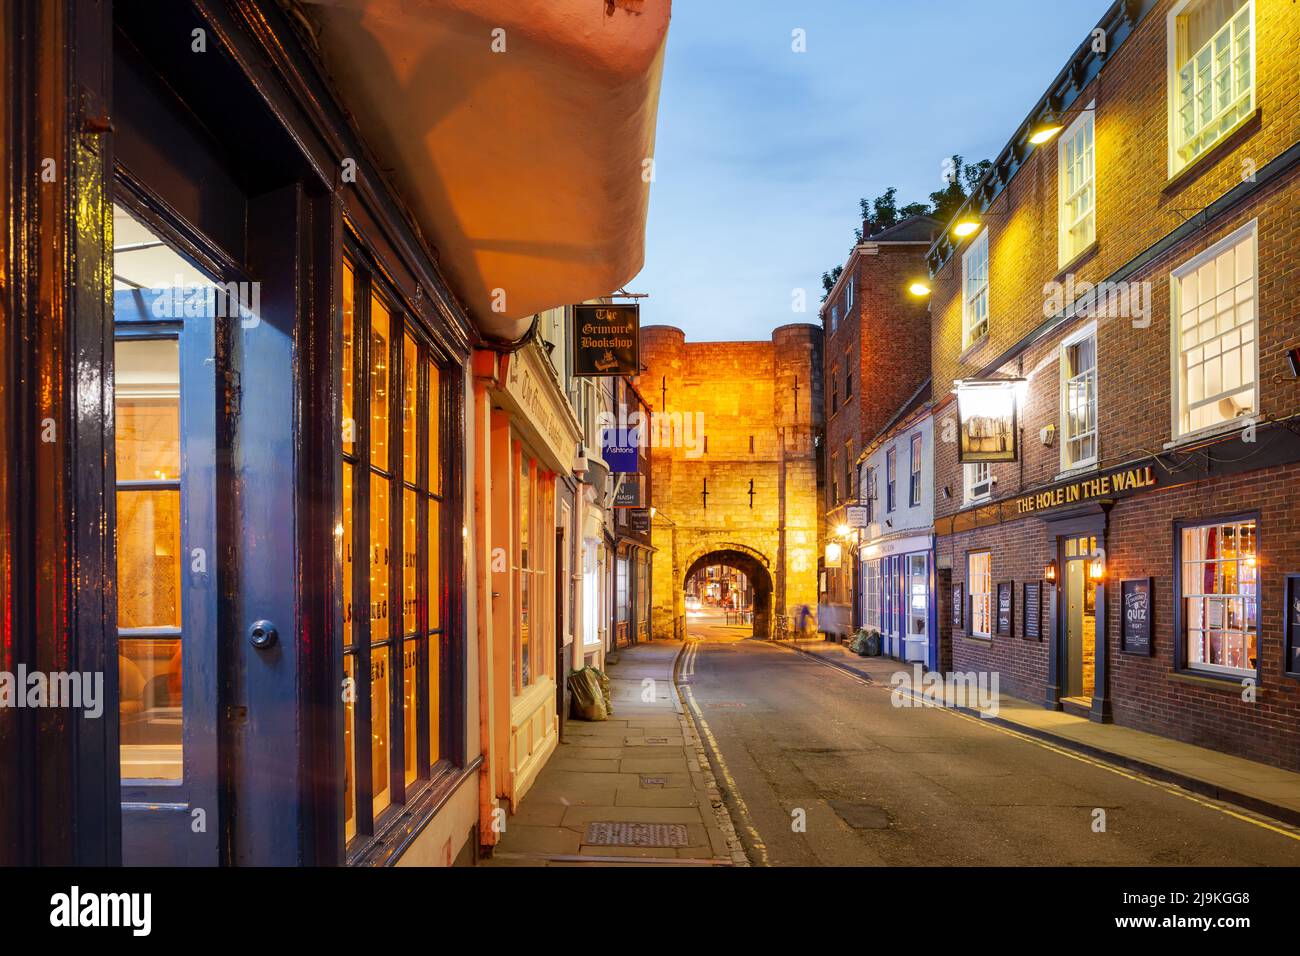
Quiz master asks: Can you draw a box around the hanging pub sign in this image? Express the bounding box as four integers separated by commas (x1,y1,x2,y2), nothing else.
1284,575,1300,678
824,541,842,570
601,426,639,474
846,505,870,528
573,303,639,377
630,509,652,533
955,379,1020,463
1121,577,1154,656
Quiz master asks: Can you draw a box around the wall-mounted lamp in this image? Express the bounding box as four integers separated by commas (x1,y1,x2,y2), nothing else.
1044,559,1058,584
908,280,932,297
1039,424,1057,447
952,215,981,238
942,486,953,500
1089,552,1105,582
572,444,589,480
1028,112,1065,145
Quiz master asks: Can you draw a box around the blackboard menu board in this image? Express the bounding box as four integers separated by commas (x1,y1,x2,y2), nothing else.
996,582,1013,636
1121,578,1154,656
1286,576,1300,678
1023,582,1041,640
953,583,964,631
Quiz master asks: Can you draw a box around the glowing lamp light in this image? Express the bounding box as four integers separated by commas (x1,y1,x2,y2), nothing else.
835,523,851,539
1044,559,1058,584
908,280,932,297
1029,116,1065,145
825,541,843,569
952,216,981,238
1089,554,1105,582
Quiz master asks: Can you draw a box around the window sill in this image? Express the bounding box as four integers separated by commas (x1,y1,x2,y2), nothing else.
1163,107,1261,195
959,334,992,364
1055,240,1099,280
1052,461,1099,483
961,632,993,644
1168,669,1258,695
1163,418,1250,451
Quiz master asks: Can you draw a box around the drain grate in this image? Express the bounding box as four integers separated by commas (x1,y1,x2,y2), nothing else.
644,736,671,744
639,775,668,787
584,821,689,848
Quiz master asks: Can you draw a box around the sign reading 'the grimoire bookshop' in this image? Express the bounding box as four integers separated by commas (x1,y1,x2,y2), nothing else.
573,304,639,377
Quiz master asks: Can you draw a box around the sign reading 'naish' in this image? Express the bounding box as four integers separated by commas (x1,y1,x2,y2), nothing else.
1016,465,1157,515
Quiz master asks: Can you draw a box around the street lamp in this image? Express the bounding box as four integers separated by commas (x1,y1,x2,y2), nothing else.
907,279,932,297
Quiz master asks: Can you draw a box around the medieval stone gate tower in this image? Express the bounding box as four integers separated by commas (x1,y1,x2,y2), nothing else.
641,324,823,639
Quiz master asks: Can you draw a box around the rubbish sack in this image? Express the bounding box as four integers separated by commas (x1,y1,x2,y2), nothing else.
849,630,868,656
864,631,882,657
590,667,613,715
567,667,608,721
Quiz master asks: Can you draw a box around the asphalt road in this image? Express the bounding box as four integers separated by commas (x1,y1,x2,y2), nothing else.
678,635,1300,867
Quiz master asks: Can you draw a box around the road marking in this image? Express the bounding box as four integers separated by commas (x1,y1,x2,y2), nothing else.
767,642,1300,845
675,641,769,865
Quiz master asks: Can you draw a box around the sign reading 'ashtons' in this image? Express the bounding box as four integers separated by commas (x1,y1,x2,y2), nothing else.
573,304,639,377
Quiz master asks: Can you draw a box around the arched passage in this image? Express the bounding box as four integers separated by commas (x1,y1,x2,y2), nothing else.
683,548,775,638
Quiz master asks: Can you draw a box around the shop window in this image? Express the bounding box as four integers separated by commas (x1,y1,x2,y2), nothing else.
909,433,923,507
1058,109,1096,266
340,255,450,848
513,445,554,690
962,229,989,348
1169,0,1254,176
1061,325,1098,468
862,560,881,631
1172,220,1257,439
969,552,992,637
1179,517,1257,676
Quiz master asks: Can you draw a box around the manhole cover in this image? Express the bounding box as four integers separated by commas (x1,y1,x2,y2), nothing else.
706,701,746,709
584,822,689,848
639,775,668,787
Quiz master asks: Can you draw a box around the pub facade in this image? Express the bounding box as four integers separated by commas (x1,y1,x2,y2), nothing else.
928,0,1300,770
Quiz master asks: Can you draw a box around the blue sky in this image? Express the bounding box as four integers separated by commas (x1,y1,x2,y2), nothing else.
629,0,1106,341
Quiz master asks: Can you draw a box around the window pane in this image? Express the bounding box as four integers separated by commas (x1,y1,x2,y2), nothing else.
429,500,441,631
371,477,391,637
369,295,391,471
402,334,418,485
404,488,418,635
117,489,181,629
114,338,180,481
342,263,355,454
343,462,354,648
429,634,441,765
370,645,390,817
428,360,441,495
119,637,182,781
344,653,356,841
403,639,418,787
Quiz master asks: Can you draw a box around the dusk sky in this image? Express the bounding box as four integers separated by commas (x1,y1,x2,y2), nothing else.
630,0,1106,341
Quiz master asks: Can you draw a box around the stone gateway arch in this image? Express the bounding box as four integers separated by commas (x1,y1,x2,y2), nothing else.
641,324,824,640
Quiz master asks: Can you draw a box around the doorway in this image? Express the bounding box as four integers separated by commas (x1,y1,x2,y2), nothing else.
1062,534,1098,701
112,202,220,865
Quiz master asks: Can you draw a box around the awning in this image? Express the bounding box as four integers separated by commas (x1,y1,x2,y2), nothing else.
301,0,670,342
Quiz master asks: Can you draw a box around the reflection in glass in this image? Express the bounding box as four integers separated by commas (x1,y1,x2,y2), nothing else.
428,501,440,631
371,644,390,817
370,295,390,471
428,360,441,494
429,634,441,766
115,339,180,481
344,654,356,841
403,639,418,786
370,478,390,637
343,463,354,648
404,488,417,635
402,334,418,485
116,490,181,629
119,638,183,781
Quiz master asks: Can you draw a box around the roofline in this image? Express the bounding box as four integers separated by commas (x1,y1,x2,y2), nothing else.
925,0,1158,276
818,239,933,317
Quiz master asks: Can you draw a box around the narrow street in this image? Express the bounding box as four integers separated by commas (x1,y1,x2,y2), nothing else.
679,632,1300,867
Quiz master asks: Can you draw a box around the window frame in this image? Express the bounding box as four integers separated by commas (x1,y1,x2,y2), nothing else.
1165,0,1256,178
885,446,897,513
1060,321,1099,471
968,551,993,638
964,461,992,504
1057,106,1096,267
1173,511,1260,681
962,229,990,349
908,432,923,507
340,247,458,859
1168,219,1258,442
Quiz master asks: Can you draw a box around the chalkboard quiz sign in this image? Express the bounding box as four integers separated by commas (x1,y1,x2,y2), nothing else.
1121,577,1154,656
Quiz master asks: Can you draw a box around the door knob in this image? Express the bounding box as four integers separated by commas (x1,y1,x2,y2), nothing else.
249,619,279,649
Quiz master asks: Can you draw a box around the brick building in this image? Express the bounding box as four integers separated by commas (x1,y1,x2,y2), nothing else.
927,0,1300,769
820,216,938,638
641,325,823,639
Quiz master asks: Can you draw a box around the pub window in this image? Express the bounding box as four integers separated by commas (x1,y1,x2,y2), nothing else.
962,229,989,348
909,432,923,507
1057,108,1096,266
340,255,449,848
1179,517,1257,676
1169,0,1254,175
1061,324,1098,469
969,551,992,637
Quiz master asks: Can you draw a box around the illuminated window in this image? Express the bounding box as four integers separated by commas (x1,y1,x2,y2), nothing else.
885,447,897,512
1169,0,1254,175
969,551,992,637
1058,108,1095,266
1179,517,1257,676
340,256,450,847
964,462,992,504
1061,325,1098,468
962,230,989,347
